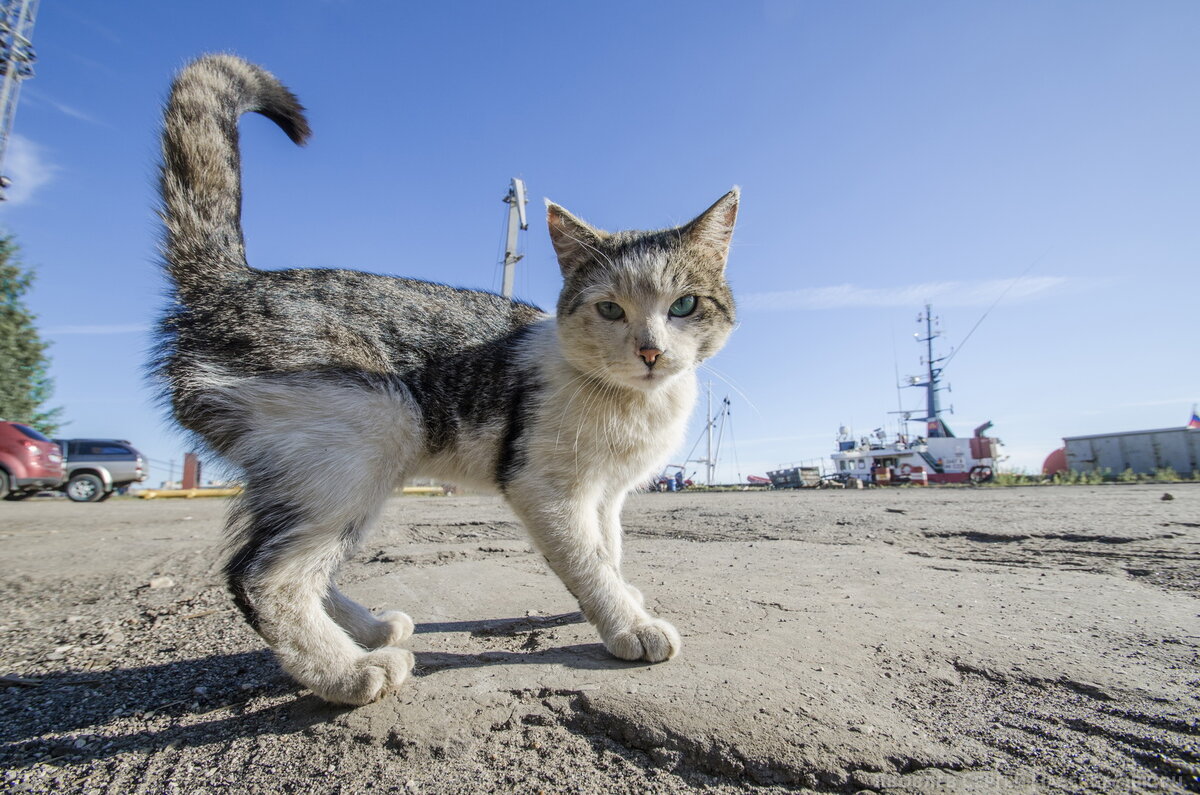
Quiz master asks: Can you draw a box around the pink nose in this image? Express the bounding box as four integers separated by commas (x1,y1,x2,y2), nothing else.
638,347,663,365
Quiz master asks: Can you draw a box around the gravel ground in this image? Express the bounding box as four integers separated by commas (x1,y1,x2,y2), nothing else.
1,483,1197,793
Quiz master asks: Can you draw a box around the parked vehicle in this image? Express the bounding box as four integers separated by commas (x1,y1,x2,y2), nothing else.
0,421,65,500
53,438,148,502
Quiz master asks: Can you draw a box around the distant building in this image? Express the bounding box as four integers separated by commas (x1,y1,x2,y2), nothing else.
1059,427,1200,476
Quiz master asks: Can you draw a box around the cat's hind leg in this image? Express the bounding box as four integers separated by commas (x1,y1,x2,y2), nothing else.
226,483,413,705
210,375,424,703
325,583,414,649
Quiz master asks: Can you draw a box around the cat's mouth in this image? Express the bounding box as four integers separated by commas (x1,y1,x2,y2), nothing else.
604,358,679,390
629,364,673,389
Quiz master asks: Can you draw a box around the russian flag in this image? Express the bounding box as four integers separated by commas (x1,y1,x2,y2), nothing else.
1189,405,1200,430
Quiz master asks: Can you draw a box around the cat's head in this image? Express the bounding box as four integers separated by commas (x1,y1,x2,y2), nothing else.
546,189,739,393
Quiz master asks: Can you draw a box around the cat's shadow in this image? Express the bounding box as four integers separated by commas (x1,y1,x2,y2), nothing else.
411,611,635,674
1,613,636,768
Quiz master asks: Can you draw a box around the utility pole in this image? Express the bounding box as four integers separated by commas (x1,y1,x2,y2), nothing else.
0,0,38,200
500,178,528,298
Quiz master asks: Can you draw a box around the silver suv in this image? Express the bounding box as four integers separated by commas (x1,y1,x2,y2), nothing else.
54,439,149,502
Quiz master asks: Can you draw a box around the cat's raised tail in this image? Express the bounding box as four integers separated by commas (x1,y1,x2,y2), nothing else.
158,54,310,297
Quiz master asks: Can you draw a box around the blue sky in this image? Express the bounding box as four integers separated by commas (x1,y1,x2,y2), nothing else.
2,1,1197,484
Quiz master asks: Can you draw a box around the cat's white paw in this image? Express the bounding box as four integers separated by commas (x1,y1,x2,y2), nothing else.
604,618,681,663
373,610,415,646
347,609,414,649
311,647,414,705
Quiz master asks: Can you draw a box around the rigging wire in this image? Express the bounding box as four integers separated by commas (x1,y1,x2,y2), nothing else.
712,399,728,472
726,400,743,482
942,250,1050,369
491,198,508,295
680,418,707,471
891,322,907,438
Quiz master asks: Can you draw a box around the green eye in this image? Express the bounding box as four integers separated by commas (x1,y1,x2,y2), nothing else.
669,295,697,318
596,301,625,320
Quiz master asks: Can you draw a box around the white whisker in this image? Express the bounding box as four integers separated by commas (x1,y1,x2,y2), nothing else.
700,363,759,415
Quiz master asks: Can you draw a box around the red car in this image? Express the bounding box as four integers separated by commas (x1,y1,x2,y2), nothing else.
0,421,65,500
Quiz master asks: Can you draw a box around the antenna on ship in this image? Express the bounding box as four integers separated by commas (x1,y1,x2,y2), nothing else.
500,178,528,298
0,0,39,201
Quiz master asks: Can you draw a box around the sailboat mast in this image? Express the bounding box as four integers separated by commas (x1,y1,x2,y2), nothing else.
706,381,714,486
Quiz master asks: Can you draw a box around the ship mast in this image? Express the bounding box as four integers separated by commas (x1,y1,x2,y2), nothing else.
911,304,954,438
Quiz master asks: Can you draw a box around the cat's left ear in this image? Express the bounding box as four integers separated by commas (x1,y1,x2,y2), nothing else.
546,200,610,276
682,187,740,270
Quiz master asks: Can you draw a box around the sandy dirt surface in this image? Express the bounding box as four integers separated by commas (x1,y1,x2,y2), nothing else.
1,484,1197,793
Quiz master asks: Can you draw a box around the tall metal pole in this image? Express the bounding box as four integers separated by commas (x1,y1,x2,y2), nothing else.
501,178,528,298
0,0,38,200
915,303,953,438
705,381,714,486
924,305,939,429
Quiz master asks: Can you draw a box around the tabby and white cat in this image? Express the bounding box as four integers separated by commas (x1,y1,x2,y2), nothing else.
154,55,738,705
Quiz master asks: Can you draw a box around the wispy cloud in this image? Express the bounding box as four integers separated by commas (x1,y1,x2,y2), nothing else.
2,135,57,205
741,276,1068,312
1117,397,1198,409
45,99,100,125
52,6,123,45
45,324,150,336
23,88,109,127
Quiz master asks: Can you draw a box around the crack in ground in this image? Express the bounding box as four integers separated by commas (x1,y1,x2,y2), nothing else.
922,530,1183,545
495,687,993,792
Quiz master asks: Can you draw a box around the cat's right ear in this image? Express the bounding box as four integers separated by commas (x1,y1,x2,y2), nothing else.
681,187,740,271
546,200,608,276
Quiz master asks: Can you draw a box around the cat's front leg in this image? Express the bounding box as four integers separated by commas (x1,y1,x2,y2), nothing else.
509,492,680,663
598,496,645,609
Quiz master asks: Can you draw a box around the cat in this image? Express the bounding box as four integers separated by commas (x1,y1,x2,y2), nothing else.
154,54,739,705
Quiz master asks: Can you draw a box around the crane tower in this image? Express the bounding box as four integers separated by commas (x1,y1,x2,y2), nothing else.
0,0,38,200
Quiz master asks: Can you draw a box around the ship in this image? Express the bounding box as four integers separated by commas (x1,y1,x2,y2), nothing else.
829,305,1001,485
767,305,1002,488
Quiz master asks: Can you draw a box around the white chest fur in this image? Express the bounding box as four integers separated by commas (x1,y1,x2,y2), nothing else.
531,354,697,492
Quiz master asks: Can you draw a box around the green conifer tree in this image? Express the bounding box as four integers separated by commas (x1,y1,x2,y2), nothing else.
0,235,60,434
